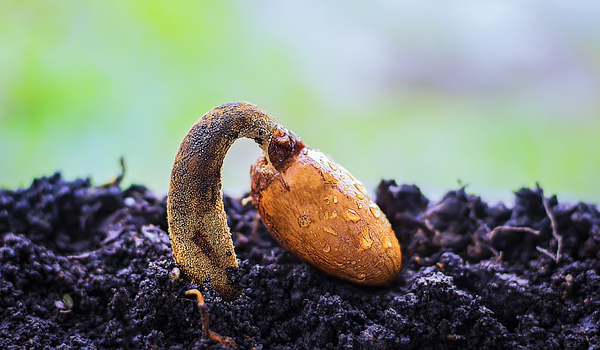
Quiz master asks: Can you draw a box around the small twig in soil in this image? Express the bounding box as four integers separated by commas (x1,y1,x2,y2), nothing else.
536,247,558,262
115,156,126,186
488,226,540,241
67,246,106,260
487,244,499,257
67,252,93,260
488,225,540,262
535,186,563,263
103,157,126,187
185,289,237,348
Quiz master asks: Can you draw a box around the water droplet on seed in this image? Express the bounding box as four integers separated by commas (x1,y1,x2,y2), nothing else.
345,209,360,222
298,215,311,228
384,238,392,248
354,182,368,195
369,204,381,218
323,172,338,184
360,226,373,249
323,243,331,253
323,226,338,236
333,196,338,204
324,195,330,205
331,210,338,218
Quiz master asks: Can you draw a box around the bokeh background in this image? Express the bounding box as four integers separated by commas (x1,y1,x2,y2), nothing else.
1,1,599,202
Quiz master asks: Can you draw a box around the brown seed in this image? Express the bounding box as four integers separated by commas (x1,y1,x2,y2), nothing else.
251,147,402,285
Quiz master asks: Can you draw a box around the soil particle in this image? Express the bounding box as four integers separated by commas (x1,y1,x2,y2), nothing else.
1,174,599,349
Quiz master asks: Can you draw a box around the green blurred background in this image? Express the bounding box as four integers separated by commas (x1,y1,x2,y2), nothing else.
1,1,599,202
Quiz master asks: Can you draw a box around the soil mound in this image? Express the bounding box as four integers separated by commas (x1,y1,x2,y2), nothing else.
1,174,598,349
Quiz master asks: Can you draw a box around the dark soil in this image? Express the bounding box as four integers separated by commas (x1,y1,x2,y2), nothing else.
1,174,599,349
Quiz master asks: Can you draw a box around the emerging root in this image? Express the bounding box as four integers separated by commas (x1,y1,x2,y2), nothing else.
185,289,237,348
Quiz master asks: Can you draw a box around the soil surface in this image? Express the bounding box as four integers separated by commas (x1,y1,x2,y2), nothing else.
1,173,599,349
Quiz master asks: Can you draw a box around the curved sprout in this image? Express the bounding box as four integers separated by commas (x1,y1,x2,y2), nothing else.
167,102,280,299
